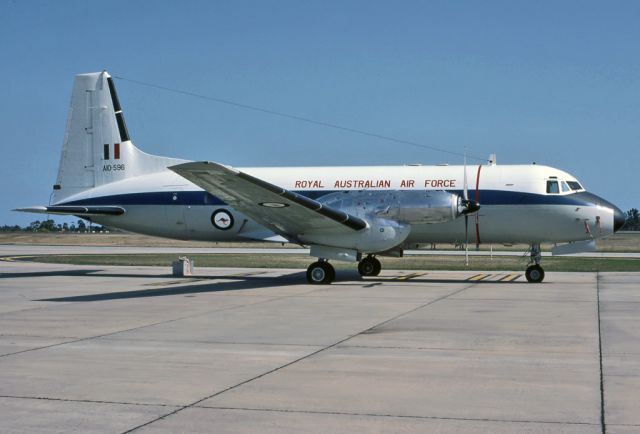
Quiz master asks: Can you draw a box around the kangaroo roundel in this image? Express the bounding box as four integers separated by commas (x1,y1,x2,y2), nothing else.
211,209,234,230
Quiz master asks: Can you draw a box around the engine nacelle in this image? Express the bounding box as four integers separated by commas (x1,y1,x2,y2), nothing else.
317,190,461,225
394,190,461,224
301,190,464,253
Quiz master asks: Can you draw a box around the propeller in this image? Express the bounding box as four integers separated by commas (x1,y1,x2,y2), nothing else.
459,150,480,266
464,152,469,266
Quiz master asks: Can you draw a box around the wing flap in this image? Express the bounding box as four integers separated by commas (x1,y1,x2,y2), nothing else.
169,161,367,237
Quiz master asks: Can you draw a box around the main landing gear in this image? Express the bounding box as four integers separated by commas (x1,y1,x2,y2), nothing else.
306,260,335,284
306,255,383,284
525,243,545,283
358,255,381,277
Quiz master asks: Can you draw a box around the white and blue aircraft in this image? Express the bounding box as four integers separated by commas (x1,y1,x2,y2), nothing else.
17,71,625,284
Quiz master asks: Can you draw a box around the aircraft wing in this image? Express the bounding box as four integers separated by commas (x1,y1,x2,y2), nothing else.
14,206,125,216
169,161,367,240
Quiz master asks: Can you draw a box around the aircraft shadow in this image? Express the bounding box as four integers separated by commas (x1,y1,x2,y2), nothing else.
0,269,108,279
31,269,527,302
35,272,307,302
1,269,219,279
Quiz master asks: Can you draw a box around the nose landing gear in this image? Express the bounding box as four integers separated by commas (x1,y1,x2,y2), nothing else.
525,243,545,283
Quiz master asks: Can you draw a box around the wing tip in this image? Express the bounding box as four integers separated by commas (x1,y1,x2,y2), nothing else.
13,206,48,213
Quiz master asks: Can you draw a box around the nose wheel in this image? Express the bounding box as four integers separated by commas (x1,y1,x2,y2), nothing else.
525,264,545,283
525,243,545,283
306,260,335,284
358,255,382,277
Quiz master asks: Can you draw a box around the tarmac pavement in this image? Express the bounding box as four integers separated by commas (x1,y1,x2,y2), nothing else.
0,260,638,433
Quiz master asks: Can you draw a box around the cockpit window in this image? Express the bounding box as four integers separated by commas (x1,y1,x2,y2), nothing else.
546,180,559,194
567,181,583,191
561,181,570,192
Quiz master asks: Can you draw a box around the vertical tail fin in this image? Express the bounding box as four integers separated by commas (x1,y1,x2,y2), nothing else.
52,71,182,204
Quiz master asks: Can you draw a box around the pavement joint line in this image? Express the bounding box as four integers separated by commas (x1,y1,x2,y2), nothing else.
96,337,323,348
596,272,606,434
0,303,75,318
335,344,600,355
192,405,601,427
0,394,179,408
599,300,640,304
122,282,477,433
0,334,77,339
603,352,640,356
446,297,595,303
0,286,321,360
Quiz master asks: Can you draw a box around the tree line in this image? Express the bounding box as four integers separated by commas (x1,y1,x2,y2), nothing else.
0,219,111,233
626,208,640,231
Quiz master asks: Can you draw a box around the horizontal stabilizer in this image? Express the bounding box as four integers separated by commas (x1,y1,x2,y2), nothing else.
14,205,125,216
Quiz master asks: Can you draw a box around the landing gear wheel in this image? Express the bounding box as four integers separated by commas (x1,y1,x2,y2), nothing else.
306,261,335,284
358,256,382,277
525,264,545,283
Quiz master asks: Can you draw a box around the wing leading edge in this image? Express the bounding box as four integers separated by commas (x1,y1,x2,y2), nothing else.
169,161,367,239
14,206,125,216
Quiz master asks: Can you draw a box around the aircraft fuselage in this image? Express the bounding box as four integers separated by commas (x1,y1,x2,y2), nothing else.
56,163,622,246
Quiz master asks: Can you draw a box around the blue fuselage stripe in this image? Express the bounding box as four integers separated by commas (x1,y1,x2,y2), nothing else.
59,189,602,208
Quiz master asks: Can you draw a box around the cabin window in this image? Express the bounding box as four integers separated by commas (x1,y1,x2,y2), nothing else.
546,180,559,194
561,181,570,192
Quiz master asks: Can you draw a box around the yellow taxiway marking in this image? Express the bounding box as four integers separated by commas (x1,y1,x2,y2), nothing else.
0,255,36,262
468,273,491,281
395,272,427,281
499,273,521,282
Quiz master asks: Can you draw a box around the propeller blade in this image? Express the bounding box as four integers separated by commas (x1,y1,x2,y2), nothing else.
475,212,480,249
465,214,469,266
473,163,481,249
463,149,468,201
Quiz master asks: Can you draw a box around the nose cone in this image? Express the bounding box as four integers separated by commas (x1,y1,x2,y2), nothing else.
572,192,626,233
614,207,626,232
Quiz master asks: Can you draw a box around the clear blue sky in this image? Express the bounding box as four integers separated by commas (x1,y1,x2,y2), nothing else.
1,0,638,226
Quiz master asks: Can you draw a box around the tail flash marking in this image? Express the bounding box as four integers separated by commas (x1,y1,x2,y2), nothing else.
107,76,122,111
114,143,120,159
107,77,130,142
